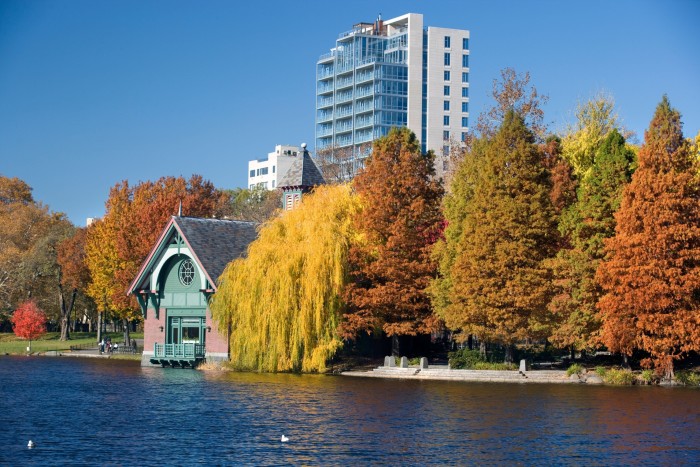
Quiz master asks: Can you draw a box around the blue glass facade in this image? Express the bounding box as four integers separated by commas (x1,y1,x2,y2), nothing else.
315,14,469,178
316,24,409,171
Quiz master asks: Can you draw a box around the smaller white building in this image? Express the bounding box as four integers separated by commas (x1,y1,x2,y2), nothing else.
247,145,302,190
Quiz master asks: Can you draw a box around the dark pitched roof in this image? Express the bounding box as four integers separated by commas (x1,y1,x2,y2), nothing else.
174,217,258,286
278,150,325,188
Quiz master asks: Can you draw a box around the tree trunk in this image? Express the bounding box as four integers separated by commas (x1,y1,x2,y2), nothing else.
467,334,473,350
621,353,629,368
569,346,575,360
96,311,102,345
391,335,400,357
58,286,77,341
123,318,130,346
479,340,487,359
504,344,514,364
664,356,674,381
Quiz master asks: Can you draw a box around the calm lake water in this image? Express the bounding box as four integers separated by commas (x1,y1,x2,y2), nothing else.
1,356,699,466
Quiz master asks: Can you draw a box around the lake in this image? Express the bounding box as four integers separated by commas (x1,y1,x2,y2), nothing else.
1,356,699,465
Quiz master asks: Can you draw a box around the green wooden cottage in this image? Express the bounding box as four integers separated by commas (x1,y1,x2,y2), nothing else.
127,216,257,367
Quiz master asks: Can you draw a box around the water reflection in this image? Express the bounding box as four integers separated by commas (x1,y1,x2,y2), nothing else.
0,356,698,465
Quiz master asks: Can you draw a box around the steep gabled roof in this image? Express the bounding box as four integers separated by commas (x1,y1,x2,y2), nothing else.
174,217,258,286
127,216,258,295
278,150,325,188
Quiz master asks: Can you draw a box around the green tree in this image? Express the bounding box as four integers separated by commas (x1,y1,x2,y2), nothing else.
437,111,557,362
212,184,359,372
342,128,444,344
548,129,635,352
429,137,483,337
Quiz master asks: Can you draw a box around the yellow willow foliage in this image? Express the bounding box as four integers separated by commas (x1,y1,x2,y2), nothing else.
210,184,360,373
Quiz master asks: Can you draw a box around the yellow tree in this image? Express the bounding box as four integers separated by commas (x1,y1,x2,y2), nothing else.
561,93,629,176
85,215,124,342
211,184,360,373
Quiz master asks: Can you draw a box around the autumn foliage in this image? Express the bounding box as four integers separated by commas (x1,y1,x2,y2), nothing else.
432,111,557,358
85,175,221,321
343,128,444,339
12,300,47,346
212,184,359,372
596,96,700,378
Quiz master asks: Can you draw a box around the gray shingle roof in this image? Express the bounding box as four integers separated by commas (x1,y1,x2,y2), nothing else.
277,150,325,188
174,217,258,285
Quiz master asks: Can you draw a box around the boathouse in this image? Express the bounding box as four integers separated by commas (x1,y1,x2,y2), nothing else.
127,216,257,367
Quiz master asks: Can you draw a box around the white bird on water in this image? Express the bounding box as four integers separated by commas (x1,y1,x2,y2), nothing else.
280,435,289,443
27,440,34,449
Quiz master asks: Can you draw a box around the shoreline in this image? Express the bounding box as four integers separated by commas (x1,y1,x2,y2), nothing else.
3,352,693,387
341,365,581,385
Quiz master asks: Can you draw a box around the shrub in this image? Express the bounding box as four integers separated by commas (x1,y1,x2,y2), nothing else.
675,371,700,386
602,368,635,385
639,369,655,385
595,367,607,378
408,357,421,366
448,349,485,369
566,363,584,376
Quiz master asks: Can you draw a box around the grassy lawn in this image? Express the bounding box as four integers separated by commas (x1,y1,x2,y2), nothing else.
0,332,144,355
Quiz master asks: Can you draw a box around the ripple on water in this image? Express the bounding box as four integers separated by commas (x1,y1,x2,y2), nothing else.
1,356,699,465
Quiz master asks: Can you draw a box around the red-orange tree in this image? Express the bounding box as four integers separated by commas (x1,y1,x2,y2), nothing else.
596,96,700,378
342,128,444,342
11,300,47,352
85,175,220,343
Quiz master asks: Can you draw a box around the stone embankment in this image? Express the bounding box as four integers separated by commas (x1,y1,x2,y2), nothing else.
342,358,589,384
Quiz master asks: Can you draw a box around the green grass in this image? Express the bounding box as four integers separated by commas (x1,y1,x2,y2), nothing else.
109,353,142,361
0,332,143,355
566,363,584,376
602,368,636,385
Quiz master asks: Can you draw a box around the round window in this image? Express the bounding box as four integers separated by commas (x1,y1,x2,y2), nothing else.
178,259,195,286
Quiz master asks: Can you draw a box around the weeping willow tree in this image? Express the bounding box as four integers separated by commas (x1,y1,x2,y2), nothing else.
211,184,360,373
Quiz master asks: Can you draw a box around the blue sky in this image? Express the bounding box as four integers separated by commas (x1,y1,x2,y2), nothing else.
1,0,698,225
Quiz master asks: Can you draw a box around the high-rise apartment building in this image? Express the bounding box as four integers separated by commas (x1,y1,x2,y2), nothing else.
315,13,469,177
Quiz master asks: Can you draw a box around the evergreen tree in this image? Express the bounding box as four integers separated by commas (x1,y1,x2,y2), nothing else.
439,111,557,361
596,96,700,379
342,128,444,341
548,129,635,351
429,137,483,335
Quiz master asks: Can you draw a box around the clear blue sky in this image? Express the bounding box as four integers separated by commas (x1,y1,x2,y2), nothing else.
1,0,698,225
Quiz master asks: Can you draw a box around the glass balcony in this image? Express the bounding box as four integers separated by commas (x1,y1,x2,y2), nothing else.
317,97,334,109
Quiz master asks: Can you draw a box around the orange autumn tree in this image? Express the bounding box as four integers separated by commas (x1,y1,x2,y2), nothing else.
12,300,47,353
57,227,93,340
596,96,700,379
342,128,444,347
85,175,220,344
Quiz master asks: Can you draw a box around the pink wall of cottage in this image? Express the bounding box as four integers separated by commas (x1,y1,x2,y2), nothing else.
142,307,228,356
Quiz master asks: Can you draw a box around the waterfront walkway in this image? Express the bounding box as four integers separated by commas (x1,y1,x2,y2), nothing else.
342,364,580,384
